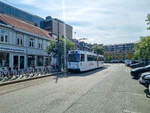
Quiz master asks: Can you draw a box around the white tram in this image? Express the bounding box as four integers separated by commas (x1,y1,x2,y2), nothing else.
67,50,104,72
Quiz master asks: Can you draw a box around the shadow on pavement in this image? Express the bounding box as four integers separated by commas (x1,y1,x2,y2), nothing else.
67,67,107,77
53,66,108,83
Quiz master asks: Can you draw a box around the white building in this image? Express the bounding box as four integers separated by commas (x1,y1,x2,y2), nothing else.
0,14,54,70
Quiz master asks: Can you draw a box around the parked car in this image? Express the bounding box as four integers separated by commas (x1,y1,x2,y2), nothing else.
125,59,132,66
130,62,147,68
130,65,150,79
139,73,150,87
110,60,120,63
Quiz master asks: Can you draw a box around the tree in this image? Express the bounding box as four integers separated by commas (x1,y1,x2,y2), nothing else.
106,56,112,61
133,36,150,60
146,14,150,30
46,38,75,57
93,45,104,55
46,40,57,56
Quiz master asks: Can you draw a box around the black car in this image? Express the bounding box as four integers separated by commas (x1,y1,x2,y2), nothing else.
130,62,147,68
130,65,150,79
139,73,150,87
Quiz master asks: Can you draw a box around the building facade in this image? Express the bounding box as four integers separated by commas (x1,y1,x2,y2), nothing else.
104,43,135,60
0,1,73,40
0,14,53,71
42,16,73,39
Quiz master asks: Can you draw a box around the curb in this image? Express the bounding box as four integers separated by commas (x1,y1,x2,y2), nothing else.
0,72,63,87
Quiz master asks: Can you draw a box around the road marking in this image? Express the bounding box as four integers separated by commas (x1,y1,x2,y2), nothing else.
123,109,141,113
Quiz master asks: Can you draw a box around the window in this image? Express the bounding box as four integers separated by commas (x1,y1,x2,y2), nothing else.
81,54,85,62
37,56,44,66
0,52,9,67
16,34,23,46
38,43,43,49
5,35,8,42
0,29,8,43
98,57,104,61
45,57,51,66
68,54,80,62
17,38,23,46
1,35,4,42
87,55,97,61
29,38,34,47
38,40,43,49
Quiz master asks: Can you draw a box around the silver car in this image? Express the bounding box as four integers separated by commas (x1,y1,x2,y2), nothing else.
139,72,150,87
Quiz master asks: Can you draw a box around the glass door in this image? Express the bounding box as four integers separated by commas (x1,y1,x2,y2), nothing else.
13,56,18,69
20,56,24,69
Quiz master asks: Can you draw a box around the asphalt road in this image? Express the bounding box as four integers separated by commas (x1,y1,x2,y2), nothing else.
0,64,150,113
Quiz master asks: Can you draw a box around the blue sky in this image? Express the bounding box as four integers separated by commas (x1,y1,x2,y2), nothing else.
1,0,150,44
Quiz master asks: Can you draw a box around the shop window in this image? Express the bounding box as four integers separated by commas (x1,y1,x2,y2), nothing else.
45,57,50,66
0,52,9,67
28,55,35,67
37,56,44,66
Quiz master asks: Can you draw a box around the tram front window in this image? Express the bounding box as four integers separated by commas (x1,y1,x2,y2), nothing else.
68,54,80,62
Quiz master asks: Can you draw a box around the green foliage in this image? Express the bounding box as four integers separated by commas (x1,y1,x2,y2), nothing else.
133,36,150,60
46,40,57,56
46,38,75,56
146,14,150,30
106,56,113,61
93,45,104,55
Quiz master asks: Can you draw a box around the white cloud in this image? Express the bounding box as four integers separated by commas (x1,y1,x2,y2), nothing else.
3,0,150,44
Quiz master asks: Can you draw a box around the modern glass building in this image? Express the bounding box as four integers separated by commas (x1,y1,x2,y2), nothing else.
0,1,44,26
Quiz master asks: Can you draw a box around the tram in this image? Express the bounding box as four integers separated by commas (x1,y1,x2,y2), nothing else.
67,50,104,72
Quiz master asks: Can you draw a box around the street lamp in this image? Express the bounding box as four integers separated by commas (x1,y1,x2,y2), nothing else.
56,22,61,72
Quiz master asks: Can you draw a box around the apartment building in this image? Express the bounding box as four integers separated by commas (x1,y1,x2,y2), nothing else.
42,16,73,39
104,43,135,60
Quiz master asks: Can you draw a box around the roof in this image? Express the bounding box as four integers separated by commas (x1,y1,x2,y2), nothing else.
0,14,53,39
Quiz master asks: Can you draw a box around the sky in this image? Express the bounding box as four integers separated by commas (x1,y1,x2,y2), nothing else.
1,0,150,44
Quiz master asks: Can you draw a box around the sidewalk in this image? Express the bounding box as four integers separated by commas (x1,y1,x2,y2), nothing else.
0,72,62,86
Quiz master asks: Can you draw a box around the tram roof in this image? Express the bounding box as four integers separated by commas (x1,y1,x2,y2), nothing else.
68,50,103,57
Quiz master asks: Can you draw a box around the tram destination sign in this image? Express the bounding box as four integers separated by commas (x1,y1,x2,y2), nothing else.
0,47,25,53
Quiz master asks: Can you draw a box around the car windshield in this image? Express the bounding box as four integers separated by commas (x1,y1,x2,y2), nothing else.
145,65,150,68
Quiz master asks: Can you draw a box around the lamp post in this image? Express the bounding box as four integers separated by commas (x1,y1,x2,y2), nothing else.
57,22,61,72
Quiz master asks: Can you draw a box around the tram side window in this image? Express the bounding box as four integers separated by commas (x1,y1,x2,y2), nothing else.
88,55,96,61
81,54,85,62
98,57,104,61
0,52,9,67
